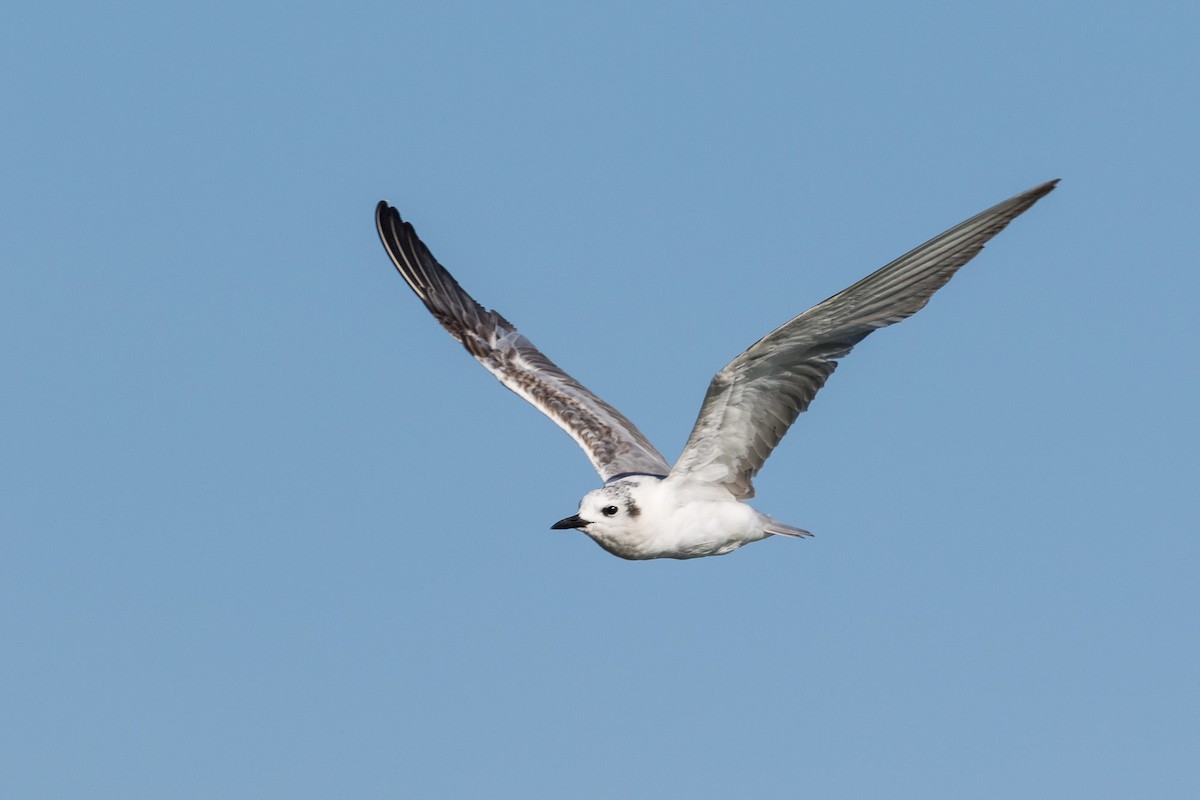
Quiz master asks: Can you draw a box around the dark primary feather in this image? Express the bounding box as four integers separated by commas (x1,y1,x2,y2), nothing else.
374,202,670,481
669,180,1058,499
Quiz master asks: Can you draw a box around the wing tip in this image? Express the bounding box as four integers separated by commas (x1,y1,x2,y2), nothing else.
1030,177,1060,197
972,177,1059,233
1014,178,1060,210
375,200,401,237
373,200,435,302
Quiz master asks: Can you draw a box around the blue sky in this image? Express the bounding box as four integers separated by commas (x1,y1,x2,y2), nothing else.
3,2,1197,797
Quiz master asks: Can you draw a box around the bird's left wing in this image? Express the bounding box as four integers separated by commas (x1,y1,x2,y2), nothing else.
668,179,1058,499
375,202,670,481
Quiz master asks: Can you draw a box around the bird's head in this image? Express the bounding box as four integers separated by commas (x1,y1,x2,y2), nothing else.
550,477,659,559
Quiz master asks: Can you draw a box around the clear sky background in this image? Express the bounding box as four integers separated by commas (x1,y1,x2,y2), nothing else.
3,2,1198,798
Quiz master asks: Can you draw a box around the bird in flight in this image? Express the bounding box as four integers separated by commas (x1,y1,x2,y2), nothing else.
375,180,1056,560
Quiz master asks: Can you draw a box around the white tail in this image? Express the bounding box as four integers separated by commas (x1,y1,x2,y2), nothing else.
763,517,813,538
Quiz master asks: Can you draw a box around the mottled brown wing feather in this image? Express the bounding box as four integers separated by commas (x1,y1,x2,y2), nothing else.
375,202,670,481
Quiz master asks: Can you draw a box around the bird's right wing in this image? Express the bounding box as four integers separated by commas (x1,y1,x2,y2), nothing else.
375,202,670,482
669,180,1058,499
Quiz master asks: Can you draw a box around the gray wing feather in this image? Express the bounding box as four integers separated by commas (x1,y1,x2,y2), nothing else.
375,202,670,481
669,180,1058,499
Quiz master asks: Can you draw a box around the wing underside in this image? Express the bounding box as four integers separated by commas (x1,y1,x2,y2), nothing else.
669,179,1058,499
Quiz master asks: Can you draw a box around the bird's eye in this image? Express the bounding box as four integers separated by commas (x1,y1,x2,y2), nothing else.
601,505,619,517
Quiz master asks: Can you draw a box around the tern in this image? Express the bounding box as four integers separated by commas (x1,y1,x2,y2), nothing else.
375,180,1056,559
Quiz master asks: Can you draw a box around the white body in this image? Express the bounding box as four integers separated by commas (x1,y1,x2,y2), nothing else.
572,476,769,560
